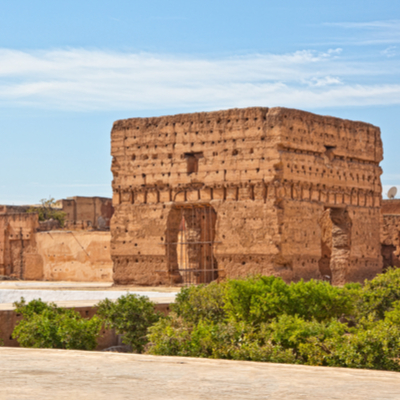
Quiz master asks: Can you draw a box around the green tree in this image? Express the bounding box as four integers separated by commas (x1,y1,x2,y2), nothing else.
359,268,400,319
27,197,66,227
12,298,102,350
172,282,226,325
97,294,161,353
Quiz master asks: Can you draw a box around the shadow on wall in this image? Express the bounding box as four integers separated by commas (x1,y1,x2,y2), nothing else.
319,208,352,285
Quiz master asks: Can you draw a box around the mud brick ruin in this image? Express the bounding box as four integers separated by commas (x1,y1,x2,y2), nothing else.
110,107,383,286
0,197,114,281
381,199,400,270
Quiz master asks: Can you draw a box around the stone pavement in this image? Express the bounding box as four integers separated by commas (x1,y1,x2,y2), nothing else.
0,348,399,400
0,280,178,310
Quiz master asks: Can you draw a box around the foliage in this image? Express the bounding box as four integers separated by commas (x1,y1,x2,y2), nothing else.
27,197,66,227
12,298,102,350
147,317,297,363
359,268,400,319
384,301,400,325
96,293,161,353
224,276,354,324
172,282,226,325
146,273,400,371
13,270,400,371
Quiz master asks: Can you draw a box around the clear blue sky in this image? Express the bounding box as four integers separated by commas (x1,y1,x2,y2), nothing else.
0,0,399,204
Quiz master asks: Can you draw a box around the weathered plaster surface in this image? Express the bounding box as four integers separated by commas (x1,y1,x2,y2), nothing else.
37,231,113,282
111,107,383,285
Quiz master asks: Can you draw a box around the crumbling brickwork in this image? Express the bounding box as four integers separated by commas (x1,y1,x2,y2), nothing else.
0,197,114,282
110,107,383,285
58,196,114,230
0,213,42,279
380,200,400,270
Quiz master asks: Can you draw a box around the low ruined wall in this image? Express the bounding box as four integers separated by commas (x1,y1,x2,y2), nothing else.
36,231,113,282
0,303,170,350
0,305,118,350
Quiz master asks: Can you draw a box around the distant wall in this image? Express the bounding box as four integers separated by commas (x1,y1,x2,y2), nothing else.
381,201,400,270
0,213,41,279
36,231,113,282
59,197,114,230
381,199,400,215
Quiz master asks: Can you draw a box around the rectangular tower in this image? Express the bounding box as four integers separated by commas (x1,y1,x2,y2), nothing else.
110,107,383,285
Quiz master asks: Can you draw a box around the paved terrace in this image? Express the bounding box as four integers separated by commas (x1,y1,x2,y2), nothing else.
0,281,178,309
0,348,399,400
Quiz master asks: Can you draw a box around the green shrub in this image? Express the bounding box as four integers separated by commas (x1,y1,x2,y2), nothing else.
288,279,354,322
224,276,353,325
12,298,102,350
384,301,400,325
147,317,297,363
147,273,400,371
267,314,347,354
172,282,226,325
360,268,400,319
326,320,400,371
224,276,291,325
97,293,160,353
146,315,192,356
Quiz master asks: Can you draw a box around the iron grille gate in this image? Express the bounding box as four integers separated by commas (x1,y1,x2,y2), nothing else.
165,204,221,285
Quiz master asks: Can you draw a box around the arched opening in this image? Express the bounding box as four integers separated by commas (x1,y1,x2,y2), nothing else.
166,204,218,285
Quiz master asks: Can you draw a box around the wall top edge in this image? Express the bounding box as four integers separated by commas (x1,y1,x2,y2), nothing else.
111,107,380,131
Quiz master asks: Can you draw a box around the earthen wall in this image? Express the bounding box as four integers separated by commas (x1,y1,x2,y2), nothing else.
37,231,113,282
0,213,41,279
110,107,383,286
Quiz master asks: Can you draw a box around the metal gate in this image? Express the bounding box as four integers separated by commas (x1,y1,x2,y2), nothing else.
165,204,220,285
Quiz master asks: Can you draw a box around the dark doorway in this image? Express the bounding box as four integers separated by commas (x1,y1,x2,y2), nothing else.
382,244,397,271
166,204,218,285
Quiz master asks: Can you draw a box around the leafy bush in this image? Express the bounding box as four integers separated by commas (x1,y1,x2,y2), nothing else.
27,197,66,227
384,301,400,325
359,268,400,319
172,282,226,325
97,293,160,353
146,272,400,371
223,276,291,325
12,298,102,350
147,317,297,363
224,276,353,324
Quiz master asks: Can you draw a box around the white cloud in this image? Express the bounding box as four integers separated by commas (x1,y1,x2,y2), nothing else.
0,48,399,111
382,46,397,57
324,20,400,46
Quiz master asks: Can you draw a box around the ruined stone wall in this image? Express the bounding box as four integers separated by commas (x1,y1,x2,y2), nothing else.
37,231,113,282
273,109,382,284
0,213,42,279
59,197,114,230
0,212,113,282
380,200,400,270
111,107,383,285
381,214,400,269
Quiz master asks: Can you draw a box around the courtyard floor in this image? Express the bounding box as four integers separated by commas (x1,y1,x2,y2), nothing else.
1,348,399,400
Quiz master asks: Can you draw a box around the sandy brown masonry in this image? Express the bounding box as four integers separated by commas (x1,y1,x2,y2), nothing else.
110,106,383,286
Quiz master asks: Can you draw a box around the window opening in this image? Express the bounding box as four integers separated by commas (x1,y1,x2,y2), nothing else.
184,152,203,175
